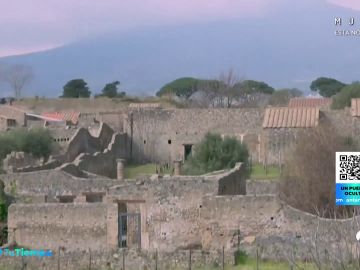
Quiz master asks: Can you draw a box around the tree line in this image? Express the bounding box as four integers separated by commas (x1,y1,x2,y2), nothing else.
1,62,358,109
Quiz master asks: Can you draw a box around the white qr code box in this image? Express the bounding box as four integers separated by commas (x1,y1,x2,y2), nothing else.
336,152,360,183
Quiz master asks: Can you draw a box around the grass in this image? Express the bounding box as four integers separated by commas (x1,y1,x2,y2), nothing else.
124,162,281,180
124,163,173,179
192,258,317,270
249,164,281,180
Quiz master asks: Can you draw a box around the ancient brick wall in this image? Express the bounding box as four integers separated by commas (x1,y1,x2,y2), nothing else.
124,108,264,163
7,203,113,251
1,169,122,198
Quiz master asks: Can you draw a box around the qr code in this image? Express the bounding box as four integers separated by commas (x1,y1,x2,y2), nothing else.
338,153,360,181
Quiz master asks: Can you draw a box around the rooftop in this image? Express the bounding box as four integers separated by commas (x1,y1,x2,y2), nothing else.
263,107,319,128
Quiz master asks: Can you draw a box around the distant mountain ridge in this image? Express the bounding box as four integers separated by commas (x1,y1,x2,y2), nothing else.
0,0,359,97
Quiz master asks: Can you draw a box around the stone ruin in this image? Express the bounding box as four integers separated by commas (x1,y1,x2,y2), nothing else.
1,102,360,269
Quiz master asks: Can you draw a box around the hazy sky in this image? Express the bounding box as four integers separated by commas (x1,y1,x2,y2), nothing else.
0,0,358,57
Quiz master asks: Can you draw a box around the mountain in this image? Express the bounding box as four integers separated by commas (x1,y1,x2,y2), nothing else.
0,0,359,97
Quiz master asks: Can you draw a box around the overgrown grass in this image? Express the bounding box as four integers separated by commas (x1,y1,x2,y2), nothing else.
192,258,317,270
249,164,281,180
124,163,173,179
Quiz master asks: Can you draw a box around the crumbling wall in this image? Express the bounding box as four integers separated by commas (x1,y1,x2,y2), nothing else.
73,133,128,178
7,203,117,251
217,163,246,195
64,122,115,162
2,151,42,173
1,169,122,198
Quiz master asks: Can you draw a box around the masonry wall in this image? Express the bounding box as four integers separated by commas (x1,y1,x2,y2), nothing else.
124,108,264,163
64,122,115,162
73,133,128,178
8,203,112,251
2,169,122,198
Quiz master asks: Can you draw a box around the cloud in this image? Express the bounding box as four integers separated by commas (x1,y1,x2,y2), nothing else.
327,0,360,10
0,0,281,57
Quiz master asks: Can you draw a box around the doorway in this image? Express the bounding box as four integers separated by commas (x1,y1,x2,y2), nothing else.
184,144,193,160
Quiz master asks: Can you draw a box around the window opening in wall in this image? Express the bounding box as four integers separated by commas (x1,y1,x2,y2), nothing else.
184,144,193,160
144,140,146,144
168,139,172,145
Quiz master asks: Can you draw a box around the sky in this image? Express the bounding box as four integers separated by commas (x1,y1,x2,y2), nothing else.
1,0,359,57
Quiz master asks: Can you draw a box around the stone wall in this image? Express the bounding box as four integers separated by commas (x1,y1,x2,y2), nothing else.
8,203,118,252
123,108,264,163
1,169,122,198
246,179,278,195
2,152,41,173
73,133,128,178
64,122,115,162
218,163,247,195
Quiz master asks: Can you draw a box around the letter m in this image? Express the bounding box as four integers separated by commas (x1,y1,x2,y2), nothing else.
335,17,342,26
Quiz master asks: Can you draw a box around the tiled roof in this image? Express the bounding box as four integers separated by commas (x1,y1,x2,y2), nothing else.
351,99,360,117
288,97,332,108
263,107,319,128
41,111,80,125
0,105,26,120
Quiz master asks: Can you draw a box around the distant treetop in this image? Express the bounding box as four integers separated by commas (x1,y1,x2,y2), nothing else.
61,79,91,98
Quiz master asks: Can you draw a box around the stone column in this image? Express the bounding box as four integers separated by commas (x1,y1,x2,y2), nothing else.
117,159,126,180
173,160,182,176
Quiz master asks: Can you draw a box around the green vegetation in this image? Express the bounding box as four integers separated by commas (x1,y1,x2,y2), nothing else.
249,164,281,180
234,250,248,265
310,77,347,97
331,82,360,109
156,77,202,99
268,88,303,106
183,133,249,175
0,128,54,161
61,79,91,98
235,80,275,95
124,163,172,179
0,180,7,222
96,81,126,98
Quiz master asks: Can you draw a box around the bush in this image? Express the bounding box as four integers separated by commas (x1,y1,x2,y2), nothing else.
183,133,249,175
279,124,358,218
234,250,248,265
331,83,360,109
0,128,54,160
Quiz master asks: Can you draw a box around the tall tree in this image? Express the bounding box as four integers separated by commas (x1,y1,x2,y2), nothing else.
332,82,360,109
156,77,199,99
100,81,122,98
0,64,34,98
61,79,91,98
310,77,347,97
234,80,274,107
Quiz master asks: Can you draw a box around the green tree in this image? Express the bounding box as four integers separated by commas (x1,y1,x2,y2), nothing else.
183,133,249,175
310,77,347,97
61,79,91,98
235,80,275,95
0,128,54,160
268,88,303,106
332,83,360,109
98,81,126,98
156,77,200,99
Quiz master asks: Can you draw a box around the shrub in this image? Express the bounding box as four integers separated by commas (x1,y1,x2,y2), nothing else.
331,83,360,109
183,133,249,175
234,250,248,265
279,124,358,218
0,128,54,160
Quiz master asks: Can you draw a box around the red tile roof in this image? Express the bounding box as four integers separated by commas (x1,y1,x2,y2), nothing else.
263,107,319,128
288,97,332,108
41,111,80,125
